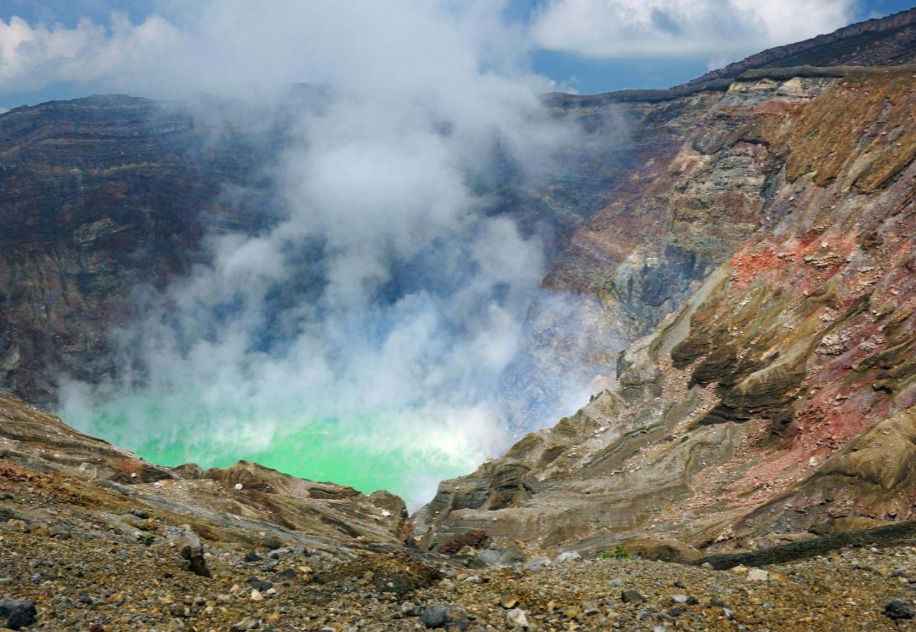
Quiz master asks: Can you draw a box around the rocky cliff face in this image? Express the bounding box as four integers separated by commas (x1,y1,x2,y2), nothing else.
417,65,916,559
0,92,618,413
504,72,834,430
503,8,916,431
0,95,280,404
2,7,916,583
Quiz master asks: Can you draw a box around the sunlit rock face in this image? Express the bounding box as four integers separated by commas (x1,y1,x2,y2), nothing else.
499,6,916,434
501,84,786,432
417,65,916,557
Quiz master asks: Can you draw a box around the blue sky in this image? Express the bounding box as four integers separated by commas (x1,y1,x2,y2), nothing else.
0,0,913,108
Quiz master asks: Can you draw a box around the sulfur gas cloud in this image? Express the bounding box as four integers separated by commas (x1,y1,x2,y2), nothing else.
55,0,602,507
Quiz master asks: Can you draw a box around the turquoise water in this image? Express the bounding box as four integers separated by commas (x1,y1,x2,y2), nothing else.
85,397,486,503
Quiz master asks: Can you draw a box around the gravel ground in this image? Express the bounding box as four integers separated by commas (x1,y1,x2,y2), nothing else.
3,517,916,632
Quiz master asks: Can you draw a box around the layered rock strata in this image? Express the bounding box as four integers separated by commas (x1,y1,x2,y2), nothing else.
418,66,916,558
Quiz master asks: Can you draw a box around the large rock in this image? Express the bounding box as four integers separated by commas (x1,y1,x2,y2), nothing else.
0,598,37,630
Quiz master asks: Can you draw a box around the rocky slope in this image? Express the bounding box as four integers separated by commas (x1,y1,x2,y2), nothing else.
3,10,916,631
687,6,916,87
6,389,916,631
0,391,410,553
417,64,916,562
506,70,841,430
508,8,916,429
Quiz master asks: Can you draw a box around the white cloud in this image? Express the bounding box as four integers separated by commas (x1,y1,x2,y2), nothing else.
0,1,556,100
0,13,182,93
531,0,857,64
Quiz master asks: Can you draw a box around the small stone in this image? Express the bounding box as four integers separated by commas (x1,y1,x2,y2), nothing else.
500,594,519,609
421,603,450,628
230,617,261,631
608,578,625,587
31,523,50,538
884,599,915,620
250,589,263,602
506,608,529,629
244,551,262,563
556,551,582,563
621,590,646,604
746,568,770,582
245,577,273,591
524,557,551,571
671,595,689,604
175,529,210,578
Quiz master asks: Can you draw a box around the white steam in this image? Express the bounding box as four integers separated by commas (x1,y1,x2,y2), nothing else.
55,1,590,506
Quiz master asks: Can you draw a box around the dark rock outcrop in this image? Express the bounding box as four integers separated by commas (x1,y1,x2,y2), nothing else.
0,95,277,404
687,7,916,86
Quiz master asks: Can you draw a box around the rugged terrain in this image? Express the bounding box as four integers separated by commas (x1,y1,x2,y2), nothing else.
4,390,916,631
0,94,280,404
501,8,916,430
417,64,916,561
2,7,916,632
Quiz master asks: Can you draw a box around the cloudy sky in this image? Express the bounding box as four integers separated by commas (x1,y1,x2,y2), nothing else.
0,0,912,108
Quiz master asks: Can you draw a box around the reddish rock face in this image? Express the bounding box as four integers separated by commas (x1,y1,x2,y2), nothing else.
417,66,916,558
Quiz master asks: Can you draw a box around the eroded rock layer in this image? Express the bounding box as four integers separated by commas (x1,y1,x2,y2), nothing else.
418,65,916,559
